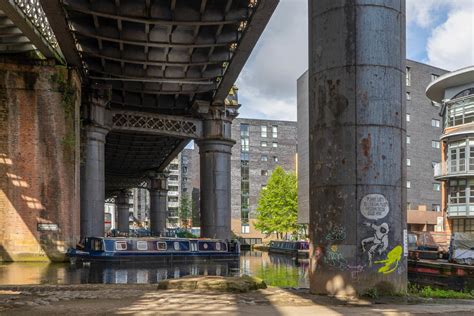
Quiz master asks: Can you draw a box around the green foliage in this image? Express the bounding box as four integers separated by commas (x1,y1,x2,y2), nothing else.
254,166,299,237
179,193,192,228
175,230,198,238
408,284,474,299
50,68,77,157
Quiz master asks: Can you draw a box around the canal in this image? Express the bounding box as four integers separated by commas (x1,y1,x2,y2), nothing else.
0,251,309,288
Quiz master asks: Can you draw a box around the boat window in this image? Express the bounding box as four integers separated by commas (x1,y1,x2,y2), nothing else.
203,242,209,250
91,239,102,251
173,241,180,251
216,243,221,251
115,241,127,251
136,241,148,251
221,242,227,251
157,242,167,251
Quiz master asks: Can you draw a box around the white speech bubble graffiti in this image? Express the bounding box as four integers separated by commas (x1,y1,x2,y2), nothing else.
360,194,389,220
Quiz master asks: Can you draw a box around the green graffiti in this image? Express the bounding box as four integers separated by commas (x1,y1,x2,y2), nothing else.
374,245,402,274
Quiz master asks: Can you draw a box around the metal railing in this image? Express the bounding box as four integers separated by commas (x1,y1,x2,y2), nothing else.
447,203,474,217
12,0,58,49
433,159,474,178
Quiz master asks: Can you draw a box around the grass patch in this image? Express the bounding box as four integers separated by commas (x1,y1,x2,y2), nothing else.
409,283,474,299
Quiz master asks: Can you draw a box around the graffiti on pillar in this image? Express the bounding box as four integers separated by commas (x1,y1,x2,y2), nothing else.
374,245,402,274
325,225,346,241
360,194,390,220
347,265,365,279
361,222,389,266
324,245,347,269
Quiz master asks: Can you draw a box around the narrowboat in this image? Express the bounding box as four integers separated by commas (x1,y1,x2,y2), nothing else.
268,240,309,258
67,237,240,264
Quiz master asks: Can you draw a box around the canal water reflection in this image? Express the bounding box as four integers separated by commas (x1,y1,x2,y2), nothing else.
0,251,309,288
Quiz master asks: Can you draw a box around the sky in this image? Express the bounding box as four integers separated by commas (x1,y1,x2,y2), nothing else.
235,0,474,121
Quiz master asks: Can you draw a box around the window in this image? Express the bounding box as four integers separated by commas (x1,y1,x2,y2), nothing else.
406,113,410,122
240,124,249,137
241,224,250,234
170,164,179,171
261,155,268,162
273,156,279,162
407,158,411,166
169,175,178,181
261,170,268,176
452,219,474,233
157,242,167,250
433,183,441,191
241,138,249,152
261,125,267,138
272,125,278,138
453,88,474,99
241,152,249,161
261,141,267,147
448,179,467,205
406,66,411,86
168,186,178,192
168,196,178,202
445,96,474,127
431,74,439,82
431,119,440,127
432,204,441,212
407,136,411,144
115,241,127,251
406,92,411,100
137,241,148,251
407,181,411,189
272,142,278,148
432,140,440,149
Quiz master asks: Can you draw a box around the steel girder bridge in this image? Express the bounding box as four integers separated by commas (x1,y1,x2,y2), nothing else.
0,0,277,238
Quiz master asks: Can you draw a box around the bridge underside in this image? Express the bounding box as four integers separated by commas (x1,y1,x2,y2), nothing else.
57,0,275,194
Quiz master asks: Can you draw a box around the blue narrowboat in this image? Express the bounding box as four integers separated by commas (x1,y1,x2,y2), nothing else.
67,237,240,263
269,240,309,258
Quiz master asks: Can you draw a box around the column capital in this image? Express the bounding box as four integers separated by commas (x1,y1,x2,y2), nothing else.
115,190,131,206
148,171,169,192
83,83,112,131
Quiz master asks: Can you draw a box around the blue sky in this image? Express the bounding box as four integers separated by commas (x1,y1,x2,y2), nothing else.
236,0,474,121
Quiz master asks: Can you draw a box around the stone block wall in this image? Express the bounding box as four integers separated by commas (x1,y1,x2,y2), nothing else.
0,61,81,261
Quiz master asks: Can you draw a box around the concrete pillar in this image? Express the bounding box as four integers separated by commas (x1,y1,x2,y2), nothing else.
149,173,168,236
308,0,407,295
196,106,236,239
80,85,111,237
116,191,130,233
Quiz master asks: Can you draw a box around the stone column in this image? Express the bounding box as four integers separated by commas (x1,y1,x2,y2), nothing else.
149,172,168,236
116,191,131,234
308,0,406,295
196,106,236,240
80,85,111,237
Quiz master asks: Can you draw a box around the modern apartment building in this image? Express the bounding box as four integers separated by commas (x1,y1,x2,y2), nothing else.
297,60,448,232
179,118,298,239
230,118,298,239
427,66,474,233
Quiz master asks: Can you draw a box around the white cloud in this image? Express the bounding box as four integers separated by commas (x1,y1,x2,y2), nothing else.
426,8,474,70
236,0,307,121
407,0,474,70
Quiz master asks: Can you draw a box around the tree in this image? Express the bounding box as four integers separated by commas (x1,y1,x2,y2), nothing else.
254,166,298,239
179,193,192,229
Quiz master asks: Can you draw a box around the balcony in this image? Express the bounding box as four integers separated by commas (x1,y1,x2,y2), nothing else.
433,159,474,179
447,204,474,217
